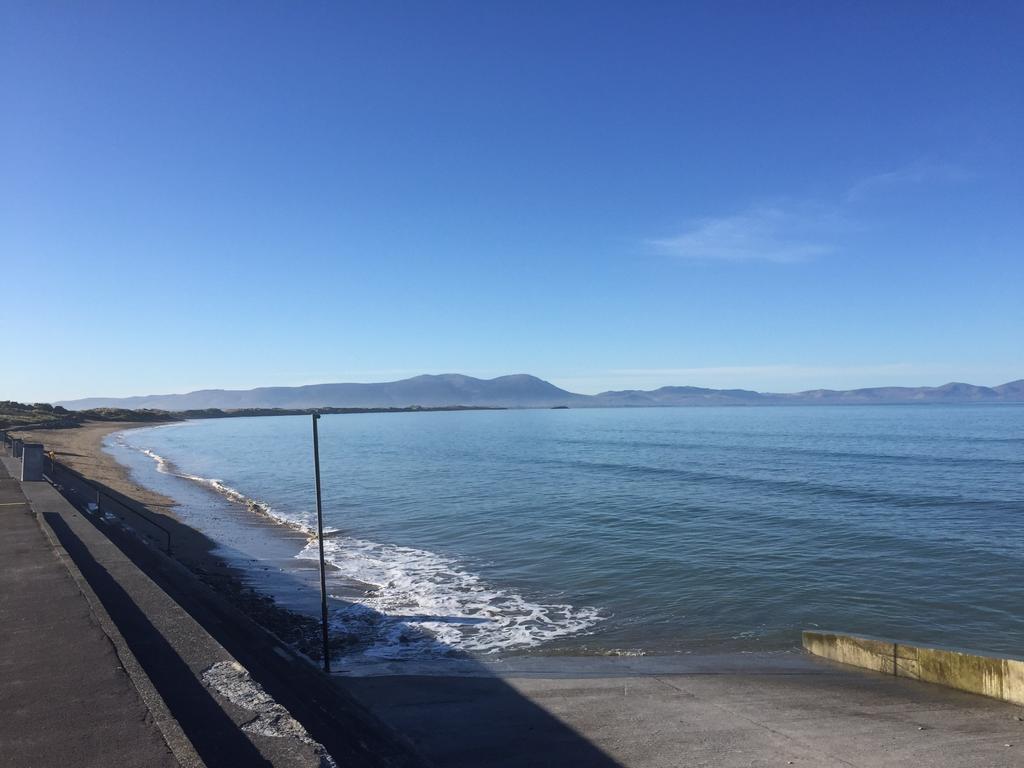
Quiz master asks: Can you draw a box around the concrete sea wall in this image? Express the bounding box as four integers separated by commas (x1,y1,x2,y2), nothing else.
803,630,1024,706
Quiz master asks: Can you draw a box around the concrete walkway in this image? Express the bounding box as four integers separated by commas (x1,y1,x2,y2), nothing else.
0,451,423,768
344,646,1024,767
0,461,179,767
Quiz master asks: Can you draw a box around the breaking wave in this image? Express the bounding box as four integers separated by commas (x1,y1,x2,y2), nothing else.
121,438,299,529
116,431,603,660
297,536,603,659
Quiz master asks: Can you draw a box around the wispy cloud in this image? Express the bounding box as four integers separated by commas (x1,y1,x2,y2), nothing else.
650,162,969,266
648,204,839,264
845,162,969,202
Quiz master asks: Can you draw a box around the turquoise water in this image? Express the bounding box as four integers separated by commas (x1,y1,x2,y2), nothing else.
109,406,1024,661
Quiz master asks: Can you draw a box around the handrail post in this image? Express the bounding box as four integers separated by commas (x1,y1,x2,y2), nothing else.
51,459,173,556
312,412,331,673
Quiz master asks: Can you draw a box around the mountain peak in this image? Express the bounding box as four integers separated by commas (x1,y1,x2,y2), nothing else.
55,374,1024,411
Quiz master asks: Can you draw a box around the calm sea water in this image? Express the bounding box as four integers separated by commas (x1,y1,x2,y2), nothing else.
108,406,1024,662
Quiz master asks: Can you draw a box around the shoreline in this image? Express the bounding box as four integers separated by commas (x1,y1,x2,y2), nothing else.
18,421,666,668
12,419,807,671
71,421,620,666
13,420,180,513
12,420,343,662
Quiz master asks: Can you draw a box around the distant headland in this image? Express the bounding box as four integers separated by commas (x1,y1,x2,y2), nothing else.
52,373,1024,411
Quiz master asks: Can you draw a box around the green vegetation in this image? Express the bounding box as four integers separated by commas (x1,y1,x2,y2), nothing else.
0,401,504,431
0,401,179,430
0,401,76,429
78,407,179,423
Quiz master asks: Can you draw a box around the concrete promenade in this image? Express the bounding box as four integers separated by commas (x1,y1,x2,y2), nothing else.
0,460,178,767
346,653,1024,767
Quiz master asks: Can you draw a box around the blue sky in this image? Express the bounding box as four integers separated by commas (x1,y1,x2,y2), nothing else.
3,2,1022,401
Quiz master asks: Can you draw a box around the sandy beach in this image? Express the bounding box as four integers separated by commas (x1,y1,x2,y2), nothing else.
12,421,179,511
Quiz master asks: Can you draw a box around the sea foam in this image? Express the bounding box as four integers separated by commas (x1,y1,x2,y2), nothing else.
116,431,603,660
297,536,603,659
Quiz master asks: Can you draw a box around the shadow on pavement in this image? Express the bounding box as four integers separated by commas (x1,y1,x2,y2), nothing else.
43,512,272,768
47,463,625,768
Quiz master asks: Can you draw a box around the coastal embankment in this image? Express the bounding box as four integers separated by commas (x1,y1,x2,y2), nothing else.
0,449,424,767
0,455,181,767
11,421,349,659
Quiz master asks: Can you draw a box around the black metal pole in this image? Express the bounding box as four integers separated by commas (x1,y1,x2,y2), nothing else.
312,412,331,672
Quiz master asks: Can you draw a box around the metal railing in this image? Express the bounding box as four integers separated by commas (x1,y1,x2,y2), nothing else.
46,457,173,555
2,431,173,554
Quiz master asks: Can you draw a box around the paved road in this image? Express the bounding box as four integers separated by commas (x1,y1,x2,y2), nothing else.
0,461,178,767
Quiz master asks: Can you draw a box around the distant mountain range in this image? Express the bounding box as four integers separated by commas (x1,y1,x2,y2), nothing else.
56,374,1024,411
